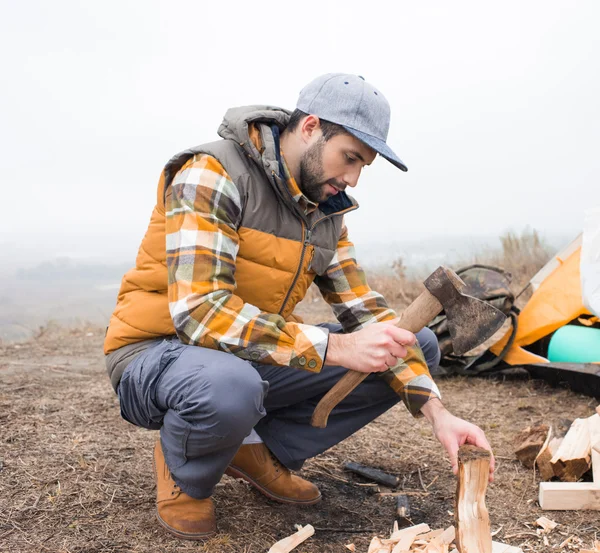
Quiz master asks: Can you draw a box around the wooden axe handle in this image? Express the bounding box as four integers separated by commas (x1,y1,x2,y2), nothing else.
310,288,444,428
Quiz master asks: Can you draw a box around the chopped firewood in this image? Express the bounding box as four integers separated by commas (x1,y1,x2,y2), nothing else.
434,526,456,546
596,406,600,416
535,516,558,532
455,445,492,553
395,494,411,520
389,522,430,551
368,536,392,553
513,424,549,468
539,482,600,510
344,462,399,487
550,417,592,481
589,414,600,483
417,529,444,542
267,524,315,553
424,543,448,553
535,426,564,481
345,545,355,552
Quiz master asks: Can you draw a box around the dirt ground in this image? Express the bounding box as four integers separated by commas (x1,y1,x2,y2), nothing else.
1,325,599,553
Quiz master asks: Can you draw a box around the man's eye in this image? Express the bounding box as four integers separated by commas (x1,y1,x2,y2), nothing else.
346,155,356,163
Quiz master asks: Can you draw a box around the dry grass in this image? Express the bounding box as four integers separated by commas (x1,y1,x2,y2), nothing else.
1,327,599,552
3,231,595,553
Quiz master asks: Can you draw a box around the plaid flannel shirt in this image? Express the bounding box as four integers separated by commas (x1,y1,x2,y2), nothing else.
166,151,441,416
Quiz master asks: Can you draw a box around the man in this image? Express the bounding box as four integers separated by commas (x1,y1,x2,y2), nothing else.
104,73,494,540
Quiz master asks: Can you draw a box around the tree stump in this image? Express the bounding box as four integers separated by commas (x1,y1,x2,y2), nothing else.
455,445,492,553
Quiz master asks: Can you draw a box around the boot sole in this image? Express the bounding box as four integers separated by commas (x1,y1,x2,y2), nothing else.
225,466,322,506
155,509,216,540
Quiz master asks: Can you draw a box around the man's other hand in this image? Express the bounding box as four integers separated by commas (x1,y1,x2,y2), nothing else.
421,398,495,483
325,322,416,373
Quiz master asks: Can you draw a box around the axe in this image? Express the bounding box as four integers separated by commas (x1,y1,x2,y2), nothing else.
310,266,507,428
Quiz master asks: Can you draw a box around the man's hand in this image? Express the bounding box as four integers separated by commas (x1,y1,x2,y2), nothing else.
421,398,495,482
325,322,416,373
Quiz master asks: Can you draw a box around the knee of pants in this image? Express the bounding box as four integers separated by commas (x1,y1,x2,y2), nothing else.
415,327,441,371
177,354,268,445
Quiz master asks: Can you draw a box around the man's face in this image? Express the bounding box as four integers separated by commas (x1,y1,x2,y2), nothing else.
299,132,377,203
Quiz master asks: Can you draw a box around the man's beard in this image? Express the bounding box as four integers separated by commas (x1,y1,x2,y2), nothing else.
299,139,343,203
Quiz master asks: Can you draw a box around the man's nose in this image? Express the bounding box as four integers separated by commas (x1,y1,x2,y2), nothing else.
343,167,362,188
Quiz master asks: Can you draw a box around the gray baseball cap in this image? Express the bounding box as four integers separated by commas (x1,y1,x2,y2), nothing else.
296,73,407,172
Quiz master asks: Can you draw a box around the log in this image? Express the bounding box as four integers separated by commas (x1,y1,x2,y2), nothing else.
344,462,399,487
455,445,492,553
267,525,315,553
539,482,600,510
535,426,564,481
550,417,592,481
513,424,549,469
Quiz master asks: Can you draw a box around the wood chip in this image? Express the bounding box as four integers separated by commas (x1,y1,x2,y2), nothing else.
267,524,315,553
345,545,355,552
559,535,575,548
535,516,558,532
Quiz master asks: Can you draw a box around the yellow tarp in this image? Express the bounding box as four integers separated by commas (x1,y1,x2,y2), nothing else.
490,246,591,365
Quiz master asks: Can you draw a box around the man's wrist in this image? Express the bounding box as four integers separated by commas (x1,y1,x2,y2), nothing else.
324,333,346,367
420,397,447,424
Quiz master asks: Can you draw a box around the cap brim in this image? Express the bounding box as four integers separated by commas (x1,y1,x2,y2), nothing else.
343,126,408,172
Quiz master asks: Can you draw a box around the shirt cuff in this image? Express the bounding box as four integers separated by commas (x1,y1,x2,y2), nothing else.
378,345,442,417
288,324,329,372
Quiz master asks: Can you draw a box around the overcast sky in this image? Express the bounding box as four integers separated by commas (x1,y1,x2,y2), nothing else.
1,0,598,265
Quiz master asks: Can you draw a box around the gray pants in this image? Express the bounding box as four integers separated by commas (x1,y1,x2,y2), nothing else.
117,324,441,499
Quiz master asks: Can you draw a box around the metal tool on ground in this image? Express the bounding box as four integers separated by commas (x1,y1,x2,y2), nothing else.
311,266,507,428
343,462,399,487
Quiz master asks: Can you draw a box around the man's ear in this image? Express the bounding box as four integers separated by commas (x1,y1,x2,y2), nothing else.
300,114,321,144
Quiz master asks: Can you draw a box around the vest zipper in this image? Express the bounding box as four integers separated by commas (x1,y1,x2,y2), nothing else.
278,204,357,316
279,224,312,316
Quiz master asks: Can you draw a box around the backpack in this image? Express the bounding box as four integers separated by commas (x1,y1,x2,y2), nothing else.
427,264,520,374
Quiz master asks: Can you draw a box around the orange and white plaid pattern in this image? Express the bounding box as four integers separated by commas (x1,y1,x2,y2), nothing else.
166,151,440,416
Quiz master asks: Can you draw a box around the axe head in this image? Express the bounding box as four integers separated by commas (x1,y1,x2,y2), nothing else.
424,267,507,356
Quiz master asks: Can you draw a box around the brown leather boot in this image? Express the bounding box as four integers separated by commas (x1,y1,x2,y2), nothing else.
225,443,321,505
153,440,216,540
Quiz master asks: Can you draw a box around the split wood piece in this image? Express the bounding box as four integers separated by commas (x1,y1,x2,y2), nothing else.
490,541,524,553
416,529,444,542
535,426,564,481
367,536,392,553
539,482,600,510
425,526,456,552
389,522,430,552
550,417,592,481
345,545,356,552
344,462,399,487
455,445,492,553
588,414,600,483
513,424,549,468
396,494,411,521
267,524,315,553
